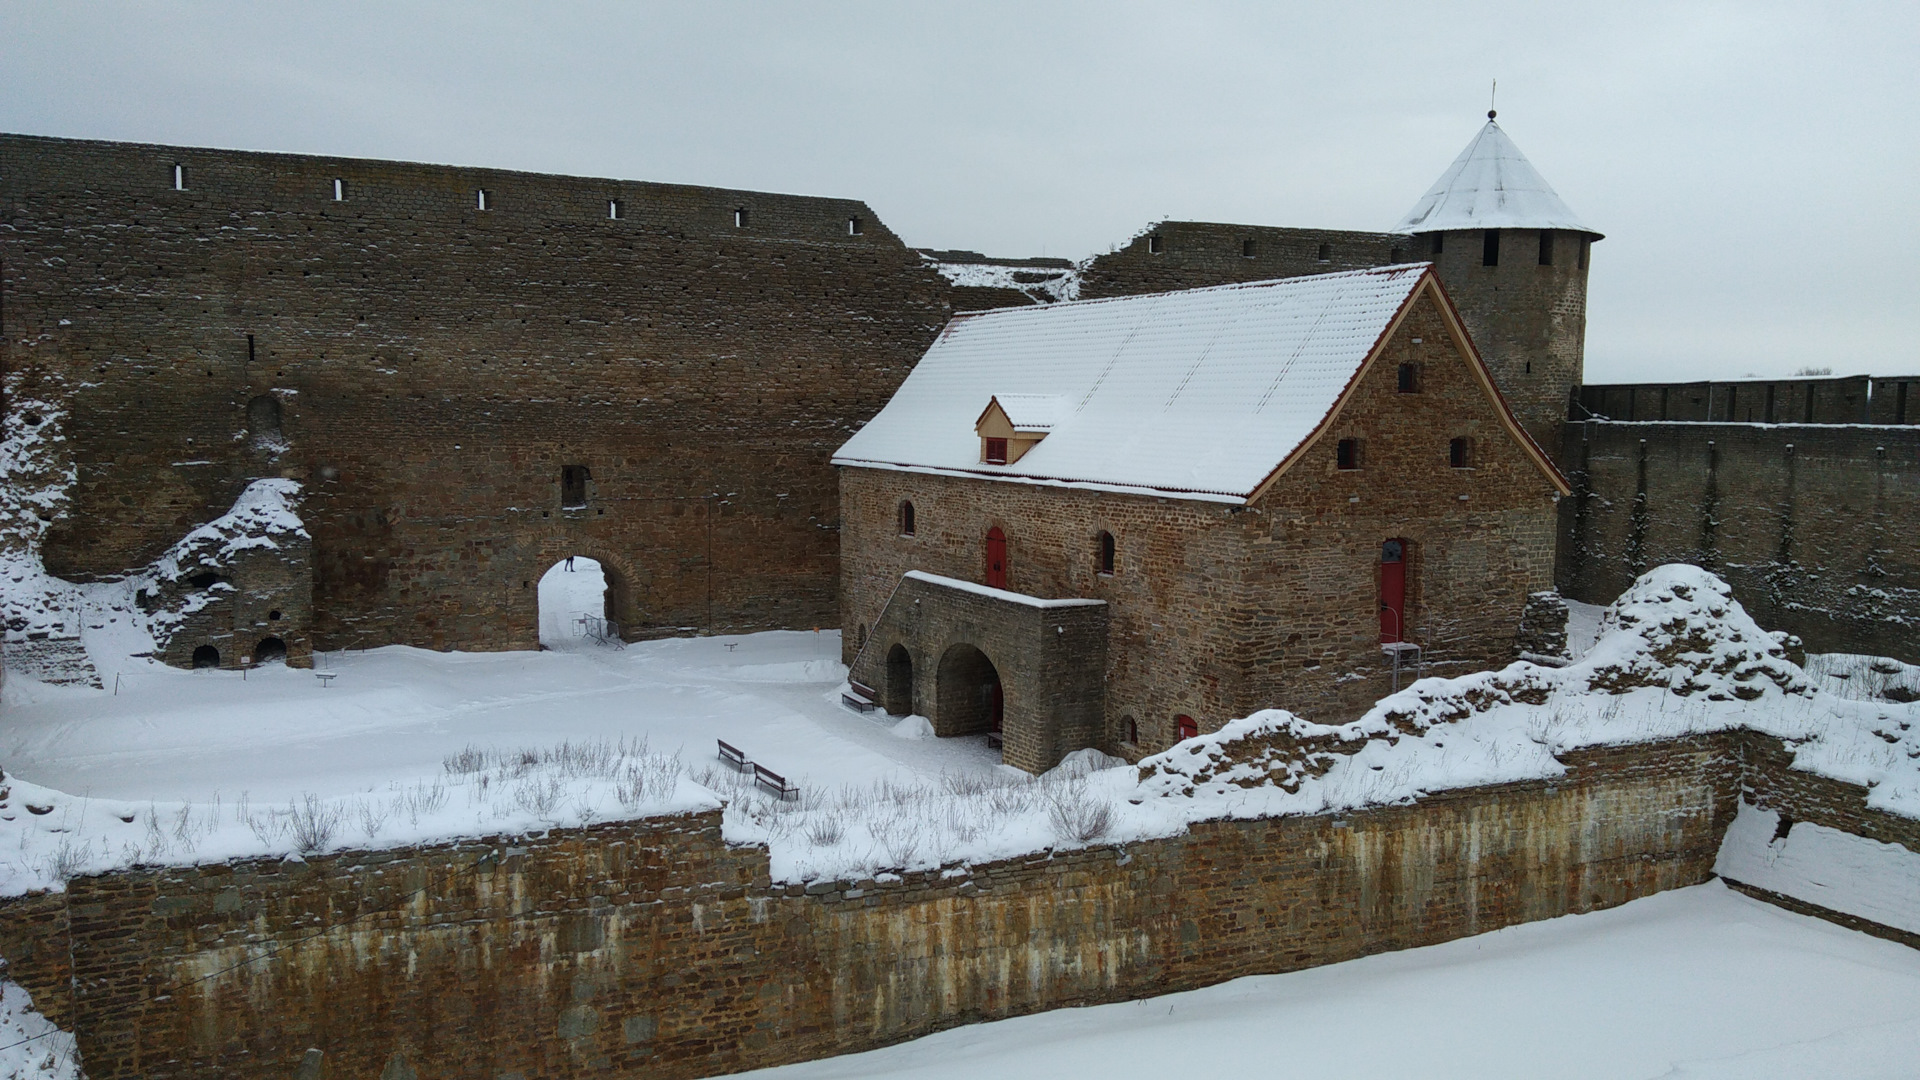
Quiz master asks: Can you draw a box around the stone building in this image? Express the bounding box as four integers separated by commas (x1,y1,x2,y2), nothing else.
836,264,1570,771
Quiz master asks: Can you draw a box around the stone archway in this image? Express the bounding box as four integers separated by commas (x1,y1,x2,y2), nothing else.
936,643,1003,737
526,546,648,648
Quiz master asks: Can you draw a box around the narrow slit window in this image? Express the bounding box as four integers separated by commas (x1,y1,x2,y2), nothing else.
1578,237,1590,269
1242,238,1257,258
848,216,863,235
1449,437,1472,468
1538,230,1554,266
1397,363,1420,394
1098,531,1116,574
1482,229,1500,266
172,163,186,191
476,188,491,211
1147,234,1163,254
331,178,345,201
899,500,916,536
1317,242,1332,261
608,199,623,219
1125,716,1139,744
733,207,748,228
984,437,1008,465
1430,232,1444,254
1336,438,1360,471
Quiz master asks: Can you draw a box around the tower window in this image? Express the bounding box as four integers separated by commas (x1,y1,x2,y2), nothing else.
476,188,492,211
1124,715,1139,744
1098,531,1116,575
1579,237,1590,269
1147,234,1163,254
1390,247,1405,263
332,178,345,201
984,438,1008,465
899,500,916,536
561,464,590,508
733,207,749,227
1397,363,1420,394
1449,437,1473,468
1431,232,1444,254
1482,229,1500,266
1336,438,1361,470
608,199,623,219
172,163,186,190
848,216,863,235
1242,239,1257,258
1538,230,1554,266
1317,242,1332,261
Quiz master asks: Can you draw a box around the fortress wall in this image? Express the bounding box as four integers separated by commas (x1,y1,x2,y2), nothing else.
1076,222,1403,300
1557,420,1920,660
0,134,951,651
8,737,1748,1080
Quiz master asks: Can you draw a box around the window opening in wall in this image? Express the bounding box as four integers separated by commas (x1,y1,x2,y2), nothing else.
1538,230,1554,266
332,178,345,201
1379,538,1408,643
985,526,1007,589
608,199,623,220
253,637,287,665
1147,234,1163,254
734,207,749,227
1578,237,1590,269
1765,385,1777,424
192,645,220,669
1449,437,1472,468
1482,229,1500,266
247,333,255,364
1124,715,1138,744
1317,242,1332,261
848,216,863,235
172,163,186,190
476,188,491,211
1176,715,1198,742
1390,247,1405,263
1805,388,1816,424
899,500,916,536
561,464,590,508
1431,232,1444,254
269,609,282,621
1397,363,1420,393
1336,438,1360,470
1525,360,1532,374
1898,381,1909,424
1098,530,1116,575
1242,239,1257,258
984,437,1008,465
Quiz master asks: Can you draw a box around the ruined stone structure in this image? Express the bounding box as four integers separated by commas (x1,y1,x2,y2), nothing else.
0,133,949,660
839,267,1569,764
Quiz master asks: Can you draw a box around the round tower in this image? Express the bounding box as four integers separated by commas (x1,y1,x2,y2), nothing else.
1393,113,1600,456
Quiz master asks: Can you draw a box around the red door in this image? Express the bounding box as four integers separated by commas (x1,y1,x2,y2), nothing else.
1379,539,1407,643
985,527,1008,589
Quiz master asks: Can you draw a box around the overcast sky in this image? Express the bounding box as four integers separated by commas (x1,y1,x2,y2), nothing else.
4,1,1915,381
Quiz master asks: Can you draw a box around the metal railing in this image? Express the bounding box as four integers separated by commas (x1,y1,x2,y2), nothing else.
576,615,626,649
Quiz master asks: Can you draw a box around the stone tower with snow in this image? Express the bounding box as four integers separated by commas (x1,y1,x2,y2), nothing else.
1393,114,1601,452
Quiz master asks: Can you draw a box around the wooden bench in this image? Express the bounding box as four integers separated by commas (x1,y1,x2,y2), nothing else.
717,739,751,772
313,671,338,688
753,763,798,801
840,690,877,713
986,731,1003,750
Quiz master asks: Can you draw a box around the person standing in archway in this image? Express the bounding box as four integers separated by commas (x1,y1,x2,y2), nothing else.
565,555,575,572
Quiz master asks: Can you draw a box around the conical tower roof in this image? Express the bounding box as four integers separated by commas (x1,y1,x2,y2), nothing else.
1393,116,1599,237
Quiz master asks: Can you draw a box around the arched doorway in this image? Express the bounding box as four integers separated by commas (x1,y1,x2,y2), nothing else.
885,644,914,716
253,637,287,665
1379,539,1408,643
192,645,220,669
985,527,1007,589
538,556,621,648
937,643,1003,737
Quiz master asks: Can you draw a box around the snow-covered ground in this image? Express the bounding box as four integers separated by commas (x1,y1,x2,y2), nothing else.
737,882,1920,1080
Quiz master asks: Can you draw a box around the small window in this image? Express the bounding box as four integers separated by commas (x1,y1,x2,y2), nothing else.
1147,234,1163,254
1317,242,1332,261
172,163,186,191
476,188,492,211
734,207,749,228
1124,715,1139,744
1390,246,1405,263
1525,360,1532,374
1242,238,1257,258
984,437,1008,465
1430,232,1444,254
561,464,590,507
1098,531,1116,575
1397,363,1420,394
1578,237,1590,270
1449,437,1472,468
331,178,345,201
1336,438,1361,471
608,199,623,220
1538,230,1554,266
1176,715,1198,742
899,500,916,536
1482,229,1500,266
848,216,863,235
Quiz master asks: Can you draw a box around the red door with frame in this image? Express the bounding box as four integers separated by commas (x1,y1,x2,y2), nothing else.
985,527,1008,589
1379,538,1407,643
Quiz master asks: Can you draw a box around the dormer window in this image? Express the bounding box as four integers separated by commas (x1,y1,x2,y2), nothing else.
984,438,1008,464
975,394,1061,466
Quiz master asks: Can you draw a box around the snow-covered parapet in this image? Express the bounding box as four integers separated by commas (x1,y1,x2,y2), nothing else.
1137,711,1378,797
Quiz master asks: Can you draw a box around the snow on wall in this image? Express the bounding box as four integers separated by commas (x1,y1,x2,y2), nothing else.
0,977,81,1080
1715,802,1920,936
919,255,1081,304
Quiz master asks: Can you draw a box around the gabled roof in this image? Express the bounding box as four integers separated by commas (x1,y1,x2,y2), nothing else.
1393,118,1600,238
835,264,1564,503
980,394,1065,433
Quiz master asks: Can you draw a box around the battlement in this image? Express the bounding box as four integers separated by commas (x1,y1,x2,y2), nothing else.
1576,375,1920,426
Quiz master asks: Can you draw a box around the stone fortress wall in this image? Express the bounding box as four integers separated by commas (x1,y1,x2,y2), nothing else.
0,133,951,661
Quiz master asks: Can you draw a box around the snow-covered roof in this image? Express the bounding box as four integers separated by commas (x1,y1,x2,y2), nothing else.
984,394,1066,433
1393,119,1600,237
834,265,1435,502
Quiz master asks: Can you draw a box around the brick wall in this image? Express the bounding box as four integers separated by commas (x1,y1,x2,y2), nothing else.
1557,420,1920,660
0,134,951,653
2,736,1754,1080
